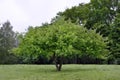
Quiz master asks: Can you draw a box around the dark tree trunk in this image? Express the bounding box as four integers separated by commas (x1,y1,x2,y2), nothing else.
55,62,62,71
53,53,63,71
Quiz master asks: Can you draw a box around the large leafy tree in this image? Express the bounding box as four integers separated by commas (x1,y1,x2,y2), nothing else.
13,18,107,71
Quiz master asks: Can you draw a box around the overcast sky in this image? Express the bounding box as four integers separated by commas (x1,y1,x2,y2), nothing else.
0,0,90,32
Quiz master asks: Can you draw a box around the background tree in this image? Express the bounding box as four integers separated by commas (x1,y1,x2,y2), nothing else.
108,13,120,64
60,0,119,34
0,21,18,64
13,18,107,71
57,3,90,25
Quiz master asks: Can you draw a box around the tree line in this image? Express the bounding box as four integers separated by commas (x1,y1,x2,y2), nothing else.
0,0,120,67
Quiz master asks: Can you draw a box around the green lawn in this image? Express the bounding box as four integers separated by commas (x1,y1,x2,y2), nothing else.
0,64,120,80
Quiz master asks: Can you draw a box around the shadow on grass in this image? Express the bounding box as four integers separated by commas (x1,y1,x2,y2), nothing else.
27,65,99,73
31,67,96,73
49,67,98,73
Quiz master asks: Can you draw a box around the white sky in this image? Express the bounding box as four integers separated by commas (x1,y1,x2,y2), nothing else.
0,0,90,32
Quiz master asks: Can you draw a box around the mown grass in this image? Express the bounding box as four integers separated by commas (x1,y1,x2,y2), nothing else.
0,64,120,80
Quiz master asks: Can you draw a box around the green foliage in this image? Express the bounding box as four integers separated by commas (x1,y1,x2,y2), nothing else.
13,18,107,70
60,0,119,33
0,21,18,64
59,3,90,25
108,13,120,64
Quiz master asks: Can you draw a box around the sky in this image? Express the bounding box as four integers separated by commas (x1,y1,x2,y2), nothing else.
0,0,90,32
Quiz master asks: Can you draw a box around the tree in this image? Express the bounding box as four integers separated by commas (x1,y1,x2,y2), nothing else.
0,21,17,64
60,0,119,35
58,3,90,25
108,13,120,64
13,18,107,71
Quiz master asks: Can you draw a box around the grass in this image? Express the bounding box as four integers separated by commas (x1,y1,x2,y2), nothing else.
0,64,120,80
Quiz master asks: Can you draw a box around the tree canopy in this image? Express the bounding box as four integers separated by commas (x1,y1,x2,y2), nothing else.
13,18,107,71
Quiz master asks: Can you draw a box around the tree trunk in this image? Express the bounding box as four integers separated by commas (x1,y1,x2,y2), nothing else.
53,54,63,71
55,62,62,71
